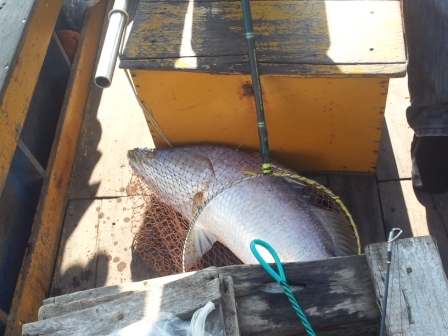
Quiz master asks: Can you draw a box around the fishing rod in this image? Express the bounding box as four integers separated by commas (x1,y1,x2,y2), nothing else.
380,228,402,336
240,0,271,174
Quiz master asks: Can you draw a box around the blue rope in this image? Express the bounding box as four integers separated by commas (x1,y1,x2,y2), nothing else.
250,239,316,336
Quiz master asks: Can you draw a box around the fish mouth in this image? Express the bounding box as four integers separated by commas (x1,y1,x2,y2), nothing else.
127,149,145,174
128,148,157,174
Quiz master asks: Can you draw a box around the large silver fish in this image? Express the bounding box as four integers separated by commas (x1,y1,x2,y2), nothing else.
128,145,357,266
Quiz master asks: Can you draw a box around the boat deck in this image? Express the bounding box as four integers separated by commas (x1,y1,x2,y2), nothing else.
49,67,448,296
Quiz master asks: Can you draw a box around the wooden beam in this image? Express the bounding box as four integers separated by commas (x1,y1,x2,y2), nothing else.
39,272,193,320
22,268,221,336
5,1,108,335
220,275,240,336
366,236,448,335
0,0,62,195
39,256,381,335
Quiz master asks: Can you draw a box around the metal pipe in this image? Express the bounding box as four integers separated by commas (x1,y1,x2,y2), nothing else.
94,0,129,88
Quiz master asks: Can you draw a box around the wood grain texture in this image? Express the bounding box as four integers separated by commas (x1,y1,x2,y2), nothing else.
23,268,221,336
49,200,101,298
5,2,107,334
220,275,240,336
219,256,379,335
365,236,448,335
378,180,448,274
123,0,405,76
327,174,386,249
376,76,413,181
68,64,153,199
0,0,62,197
40,273,192,320
95,197,141,287
121,58,407,77
44,272,189,304
0,1,38,101
49,197,158,298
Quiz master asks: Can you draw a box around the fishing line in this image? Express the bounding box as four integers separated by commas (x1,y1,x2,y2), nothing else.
250,239,316,336
380,228,402,336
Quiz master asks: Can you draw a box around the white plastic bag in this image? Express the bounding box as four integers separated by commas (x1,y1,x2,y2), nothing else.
62,0,101,31
107,301,218,336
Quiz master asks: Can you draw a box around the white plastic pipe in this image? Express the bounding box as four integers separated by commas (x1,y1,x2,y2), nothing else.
94,0,128,88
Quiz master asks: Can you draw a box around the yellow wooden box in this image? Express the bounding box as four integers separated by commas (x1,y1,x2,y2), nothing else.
120,0,406,172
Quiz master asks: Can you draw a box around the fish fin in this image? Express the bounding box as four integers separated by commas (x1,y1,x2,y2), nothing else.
184,226,218,269
314,207,359,256
282,177,307,194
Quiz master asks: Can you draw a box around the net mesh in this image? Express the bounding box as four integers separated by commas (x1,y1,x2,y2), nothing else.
128,146,359,277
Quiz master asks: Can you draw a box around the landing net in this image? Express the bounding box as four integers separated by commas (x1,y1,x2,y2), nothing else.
128,148,360,276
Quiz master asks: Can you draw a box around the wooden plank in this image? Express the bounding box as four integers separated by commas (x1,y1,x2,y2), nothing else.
0,0,62,196
43,272,191,308
219,255,379,335
23,268,221,336
68,62,153,199
0,1,38,100
122,1,405,75
48,196,156,300
378,180,448,274
365,236,448,335
431,192,448,242
327,174,386,249
95,197,154,286
49,200,100,298
220,275,240,336
121,58,407,77
41,257,378,335
5,2,108,335
376,76,413,181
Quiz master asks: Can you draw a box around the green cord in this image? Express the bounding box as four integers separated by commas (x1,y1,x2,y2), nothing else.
250,239,316,336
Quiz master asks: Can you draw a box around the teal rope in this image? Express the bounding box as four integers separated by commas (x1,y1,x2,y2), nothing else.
250,240,316,336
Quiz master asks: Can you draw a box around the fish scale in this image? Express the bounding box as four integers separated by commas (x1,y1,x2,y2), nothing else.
128,145,357,269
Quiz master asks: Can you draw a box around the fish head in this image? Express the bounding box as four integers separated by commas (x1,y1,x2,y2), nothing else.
127,147,157,177
127,147,216,219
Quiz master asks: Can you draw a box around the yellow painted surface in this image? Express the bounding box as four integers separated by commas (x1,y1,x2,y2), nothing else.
133,70,388,172
0,0,63,194
5,1,107,334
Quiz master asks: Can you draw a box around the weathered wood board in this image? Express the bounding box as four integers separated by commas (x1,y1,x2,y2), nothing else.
23,268,221,336
6,3,108,335
41,272,192,320
68,63,153,200
0,0,63,196
219,255,379,335
44,256,379,335
122,0,405,76
50,197,157,298
376,76,413,181
378,180,448,274
50,200,100,296
366,236,448,335
220,275,240,336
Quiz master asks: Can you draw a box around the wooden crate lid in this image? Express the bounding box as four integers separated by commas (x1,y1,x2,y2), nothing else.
121,0,406,77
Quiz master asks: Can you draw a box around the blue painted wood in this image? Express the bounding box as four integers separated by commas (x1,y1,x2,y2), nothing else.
0,172,38,323
0,18,71,328
9,140,45,200
20,36,70,169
